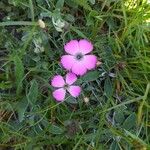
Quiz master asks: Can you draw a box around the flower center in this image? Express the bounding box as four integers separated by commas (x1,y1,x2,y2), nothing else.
75,53,83,61
64,84,69,90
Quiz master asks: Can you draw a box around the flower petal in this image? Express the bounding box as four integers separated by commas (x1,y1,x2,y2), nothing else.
83,55,97,70
68,86,81,97
51,75,65,87
66,72,77,85
61,55,75,70
52,88,66,101
64,40,80,55
79,39,93,54
71,61,87,76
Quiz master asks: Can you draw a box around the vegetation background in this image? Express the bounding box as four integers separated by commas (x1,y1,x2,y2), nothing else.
0,0,150,149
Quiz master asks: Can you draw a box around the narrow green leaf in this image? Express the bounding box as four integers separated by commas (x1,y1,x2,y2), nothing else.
27,80,38,104
88,0,95,5
48,125,64,135
104,77,113,98
137,83,150,125
14,55,24,94
110,141,120,150
74,0,92,11
29,0,35,21
16,97,28,122
0,81,13,89
71,26,87,39
125,130,148,148
56,0,64,9
0,21,38,26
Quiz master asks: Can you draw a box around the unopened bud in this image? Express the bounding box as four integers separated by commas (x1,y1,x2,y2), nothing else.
83,97,89,103
96,61,102,67
38,19,46,28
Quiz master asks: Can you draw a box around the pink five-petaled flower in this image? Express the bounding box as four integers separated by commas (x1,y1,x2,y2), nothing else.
61,39,97,76
51,72,81,102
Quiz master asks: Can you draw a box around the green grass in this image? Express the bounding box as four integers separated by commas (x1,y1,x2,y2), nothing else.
0,0,150,149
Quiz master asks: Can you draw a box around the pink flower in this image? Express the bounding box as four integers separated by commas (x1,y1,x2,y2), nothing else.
51,73,81,102
61,39,97,76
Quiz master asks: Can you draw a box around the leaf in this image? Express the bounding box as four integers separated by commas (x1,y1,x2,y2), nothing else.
114,109,125,124
104,77,113,98
16,97,28,122
48,125,64,135
125,130,148,149
84,133,96,141
109,141,120,150
66,97,78,104
71,26,87,39
56,0,64,9
137,83,150,125
29,0,35,21
0,81,13,90
88,0,95,5
14,55,24,94
81,71,99,82
27,80,38,105
122,113,136,130
65,14,75,22
74,0,92,11
65,0,78,9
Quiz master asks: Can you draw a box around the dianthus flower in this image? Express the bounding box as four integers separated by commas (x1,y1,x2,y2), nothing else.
51,73,81,101
61,39,97,76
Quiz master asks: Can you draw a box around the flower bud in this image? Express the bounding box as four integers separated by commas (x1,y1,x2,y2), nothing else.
83,97,89,103
38,19,46,29
96,61,102,67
